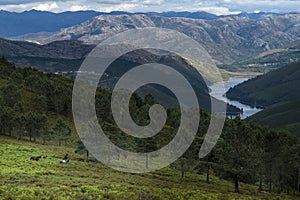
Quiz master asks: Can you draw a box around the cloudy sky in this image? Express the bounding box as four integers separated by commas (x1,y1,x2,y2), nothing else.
0,0,299,15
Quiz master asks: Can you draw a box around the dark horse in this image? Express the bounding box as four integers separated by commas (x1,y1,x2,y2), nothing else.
64,153,69,160
30,156,42,161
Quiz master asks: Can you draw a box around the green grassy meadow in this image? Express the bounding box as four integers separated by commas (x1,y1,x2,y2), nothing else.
0,136,297,200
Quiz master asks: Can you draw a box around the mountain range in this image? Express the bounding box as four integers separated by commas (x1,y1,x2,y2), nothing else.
12,13,300,66
1,9,293,38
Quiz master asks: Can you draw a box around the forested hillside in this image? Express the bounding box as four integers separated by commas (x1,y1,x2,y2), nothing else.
0,58,300,199
0,57,73,145
226,62,300,108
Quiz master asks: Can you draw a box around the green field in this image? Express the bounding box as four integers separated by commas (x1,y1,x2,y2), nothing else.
0,136,297,200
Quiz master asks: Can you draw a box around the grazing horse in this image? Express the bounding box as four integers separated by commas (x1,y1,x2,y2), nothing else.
30,156,42,161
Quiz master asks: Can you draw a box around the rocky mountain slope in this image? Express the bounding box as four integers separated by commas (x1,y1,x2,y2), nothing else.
21,13,300,65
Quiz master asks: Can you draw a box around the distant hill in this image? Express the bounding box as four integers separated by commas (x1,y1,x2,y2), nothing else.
226,62,300,108
220,40,300,73
17,13,300,65
0,9,100,37
247,99,300,137
0,38,94,72
230,11,287,19
140,11,219,20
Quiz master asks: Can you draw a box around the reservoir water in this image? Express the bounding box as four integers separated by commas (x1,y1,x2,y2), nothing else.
209,77,262,119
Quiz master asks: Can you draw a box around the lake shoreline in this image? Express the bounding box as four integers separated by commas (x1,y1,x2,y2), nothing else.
221,71,263,82
210,76,263,119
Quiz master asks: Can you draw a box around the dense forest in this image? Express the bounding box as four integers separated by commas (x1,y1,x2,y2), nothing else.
0,57,300,197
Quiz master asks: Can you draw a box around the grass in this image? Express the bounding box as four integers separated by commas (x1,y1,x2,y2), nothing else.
247,99,300,136
0,136,298,200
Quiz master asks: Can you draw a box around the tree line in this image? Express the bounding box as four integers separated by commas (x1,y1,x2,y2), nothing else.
0,57,71,145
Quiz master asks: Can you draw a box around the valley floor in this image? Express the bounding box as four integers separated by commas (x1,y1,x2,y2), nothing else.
0,136,298,200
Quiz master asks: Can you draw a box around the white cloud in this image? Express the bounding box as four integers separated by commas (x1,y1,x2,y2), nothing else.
32,2,58,11
69,5,89,11
220,0,300,13
198,6,241,15
131,0,164,4
0,2,35,11
95,3,138,12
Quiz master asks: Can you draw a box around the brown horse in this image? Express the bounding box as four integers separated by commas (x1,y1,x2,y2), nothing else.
30,156,42,161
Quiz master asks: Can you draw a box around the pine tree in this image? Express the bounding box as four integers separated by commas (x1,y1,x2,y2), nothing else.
53,118,71,146
215,117,259,193
14,114,26,140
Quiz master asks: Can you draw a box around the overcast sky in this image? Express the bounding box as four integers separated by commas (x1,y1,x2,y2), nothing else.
0,0,299,15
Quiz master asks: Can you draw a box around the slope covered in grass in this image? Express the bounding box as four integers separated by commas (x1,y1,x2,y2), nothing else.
0,136,294,200
247,99,300,137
